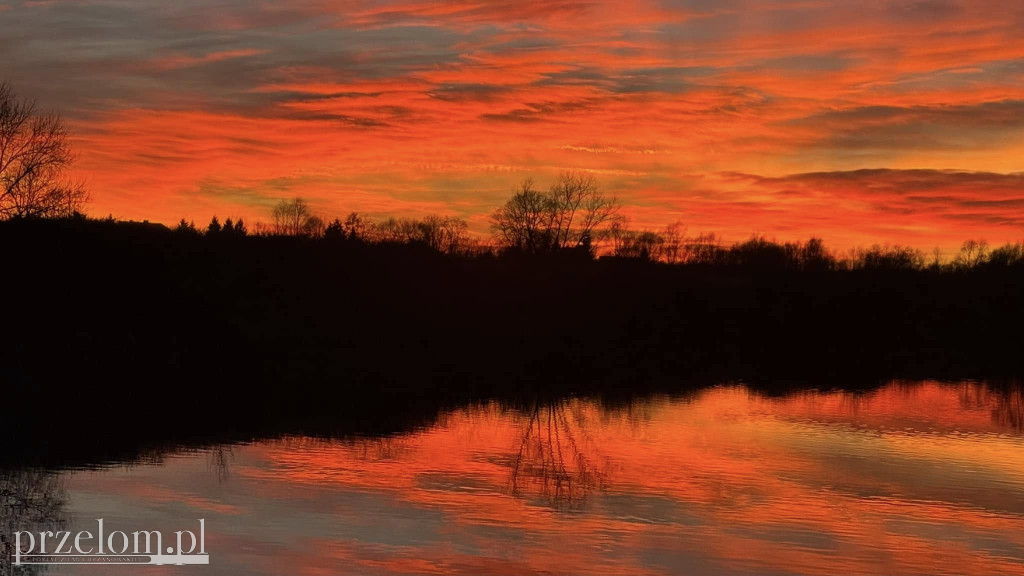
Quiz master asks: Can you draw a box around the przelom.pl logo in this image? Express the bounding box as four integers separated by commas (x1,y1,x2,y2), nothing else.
12,519,208,566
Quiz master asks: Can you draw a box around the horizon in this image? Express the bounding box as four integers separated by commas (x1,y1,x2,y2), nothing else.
72,210,1017,262
2,1,1023,250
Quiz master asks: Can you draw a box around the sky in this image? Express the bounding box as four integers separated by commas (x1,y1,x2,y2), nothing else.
1,0,1023,250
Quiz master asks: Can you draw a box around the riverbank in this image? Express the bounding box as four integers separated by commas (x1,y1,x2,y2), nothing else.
3,217,1021,467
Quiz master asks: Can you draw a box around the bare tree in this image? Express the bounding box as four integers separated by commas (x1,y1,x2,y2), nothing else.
0,82,88,219
271,197,323,236
954,239,989,268
988,242,1024,267
550,171,617,250
371,217,418,243
368,214,471,253
684,233,725,264
302,215,325,238
342,212,369,240
491,178,552,253
419,215,470,254
491,172,618,254
660,221,685,264
852,244,926,270
609,218,689,263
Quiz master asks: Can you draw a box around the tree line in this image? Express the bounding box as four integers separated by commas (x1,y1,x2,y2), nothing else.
175,190,1022,273
3,80,1021,272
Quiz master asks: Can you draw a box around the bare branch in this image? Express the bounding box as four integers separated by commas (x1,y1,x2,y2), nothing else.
0,82,87,219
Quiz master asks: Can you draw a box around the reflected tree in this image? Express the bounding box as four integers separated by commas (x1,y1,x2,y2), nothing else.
992,385,1023,431
0,470,66,575
507,400,608,508
207,445,235,483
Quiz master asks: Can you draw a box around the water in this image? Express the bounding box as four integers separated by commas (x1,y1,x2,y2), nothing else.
5,381,1024,575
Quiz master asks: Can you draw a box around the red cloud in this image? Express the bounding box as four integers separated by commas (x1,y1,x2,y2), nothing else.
11,0,1017,249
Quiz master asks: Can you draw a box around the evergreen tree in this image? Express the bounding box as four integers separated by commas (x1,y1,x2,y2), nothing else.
175,218,198,234
325,218,344,240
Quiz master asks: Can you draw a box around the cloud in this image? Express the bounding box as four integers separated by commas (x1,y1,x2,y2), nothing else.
480,98,603,122
1,0,1023,248
144,49,270,72
707,169,1024,247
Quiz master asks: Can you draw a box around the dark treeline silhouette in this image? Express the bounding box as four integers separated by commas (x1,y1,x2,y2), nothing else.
2,209,1023,468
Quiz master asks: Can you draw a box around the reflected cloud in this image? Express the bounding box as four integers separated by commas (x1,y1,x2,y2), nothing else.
22,380,1024,575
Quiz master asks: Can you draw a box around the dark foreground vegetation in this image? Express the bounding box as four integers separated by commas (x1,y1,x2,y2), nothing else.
2,215,1023,467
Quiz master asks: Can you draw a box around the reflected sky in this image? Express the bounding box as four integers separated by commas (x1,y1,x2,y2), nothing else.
21,380,1024,575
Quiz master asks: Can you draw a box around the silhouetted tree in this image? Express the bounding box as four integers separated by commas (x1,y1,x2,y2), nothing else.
548,171,618,250
492,172,618,254
987,242,1023,267
324,218,345,240
272,198,322,236
684,233,725,264
661,221,685,264
302,215,325,238
491,178,551,252
0,82,88,219
222,217,235,234
852,244,926,270
372,217,416,243
609,219,695,263
207,216,222,235
175,218,199,235
343,212,368,240
796,237,836,271
610,220,665,261
954,239,989,268
419,215,470,254
234,218,247,237
929,247,944,270
728,235,793,268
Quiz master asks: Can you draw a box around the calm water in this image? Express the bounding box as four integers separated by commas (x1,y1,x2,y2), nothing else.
5,381,1024,575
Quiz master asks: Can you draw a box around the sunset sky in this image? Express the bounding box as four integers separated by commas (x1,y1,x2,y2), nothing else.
2,0,1023,250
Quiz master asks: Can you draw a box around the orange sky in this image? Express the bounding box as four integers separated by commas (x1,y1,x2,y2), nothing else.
2,0,1023,250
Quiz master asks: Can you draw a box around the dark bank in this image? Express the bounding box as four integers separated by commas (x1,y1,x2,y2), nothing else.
2,216,1022,468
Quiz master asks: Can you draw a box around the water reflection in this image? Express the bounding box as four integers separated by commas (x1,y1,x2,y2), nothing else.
10,380,1024,575
508,401,608,507
992,386,1023,431
0,470,66,575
